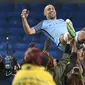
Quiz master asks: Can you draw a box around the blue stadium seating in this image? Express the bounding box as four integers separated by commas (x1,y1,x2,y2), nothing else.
62,4,78,11
29,11,44,20
0,28,6,36
23,35,33,43
0,42,13,55
0,20,8,28
17,59,22,64
48,44,57,50
0,36,5,43
0,12,8,20
14,43,28,51
14,51,24,59
9,27,24,35
27,18,39,26
14,4,29,11
48,51,57,58
78,4,85,11
8,19,22,28
9,35,23,43
28,4,45,11
0,51,6,57
35,43,43,50
7,12,20,17
57,11,72,20
39,34,47,43
0,4,14,12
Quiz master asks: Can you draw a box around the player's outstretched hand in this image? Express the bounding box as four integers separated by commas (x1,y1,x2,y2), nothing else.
21,9,29,19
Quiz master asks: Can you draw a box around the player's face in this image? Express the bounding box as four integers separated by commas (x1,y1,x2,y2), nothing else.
44,5,56,20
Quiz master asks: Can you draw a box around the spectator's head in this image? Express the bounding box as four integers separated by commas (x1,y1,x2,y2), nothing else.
24,47,56,68
67,73,84,85
44,4,56,20
41,51,56,69
67,66,84,85
24,47,42,66
42,52,53,68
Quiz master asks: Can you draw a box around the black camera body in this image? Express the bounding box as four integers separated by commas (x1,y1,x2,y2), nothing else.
4,55,17,76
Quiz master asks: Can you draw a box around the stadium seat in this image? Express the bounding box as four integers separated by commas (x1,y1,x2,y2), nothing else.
14,43,28,51
27,18,39,27
48,44,57,50
14,51,25,59
78,4,85,11
0,51,6,57
39,34,47,43
0,36,5,43
0,42,13,55
28,4,45,11
8,19,22,28
7,12,20,17
48,51,57,58
0,12,8,20
0,4,14,12
29,12,44,20
0,20,8,28
62,4,78,11
0,28,6,36
23,35,33,44
9,27,24,35
14,4,29,11
72,12,85,20
72,19,85,28
9,35,23,43
35,43,43,50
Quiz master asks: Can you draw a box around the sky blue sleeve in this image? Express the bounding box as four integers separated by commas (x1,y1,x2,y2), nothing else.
33,21,43,33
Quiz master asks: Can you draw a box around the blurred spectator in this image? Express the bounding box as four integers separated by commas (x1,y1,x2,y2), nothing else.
12,47,56,85
77,43,85,76
61,38,85,85
53,59,57,67
20,42,35,66
67,73,84,85
42,38,73,85
44,37,84,85
0,55,4,72
0,55,6,80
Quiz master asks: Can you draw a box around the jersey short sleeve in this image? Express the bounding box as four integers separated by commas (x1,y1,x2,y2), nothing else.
33,21,43,33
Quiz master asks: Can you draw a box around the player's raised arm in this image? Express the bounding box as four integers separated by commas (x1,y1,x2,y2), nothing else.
21,9,36,35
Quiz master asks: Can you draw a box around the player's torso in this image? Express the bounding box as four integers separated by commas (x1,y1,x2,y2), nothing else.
41,19,67,45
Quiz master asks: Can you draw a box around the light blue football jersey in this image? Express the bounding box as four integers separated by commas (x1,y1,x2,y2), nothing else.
34,19,67,46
